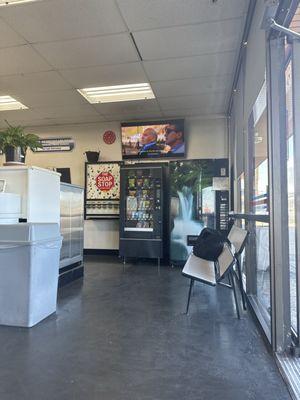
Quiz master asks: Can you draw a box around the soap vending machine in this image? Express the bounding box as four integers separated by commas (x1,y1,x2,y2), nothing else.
84,162,121,219
119,164,168,266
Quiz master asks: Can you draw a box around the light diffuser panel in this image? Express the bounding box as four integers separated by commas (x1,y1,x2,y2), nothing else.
0,0,39,6
0,96,28,111
77,83,155,104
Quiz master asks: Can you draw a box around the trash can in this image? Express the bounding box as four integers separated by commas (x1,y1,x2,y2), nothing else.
0,223,62,327
0,193,21,224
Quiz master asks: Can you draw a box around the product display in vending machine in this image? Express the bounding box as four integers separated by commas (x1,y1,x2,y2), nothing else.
125,169,158,231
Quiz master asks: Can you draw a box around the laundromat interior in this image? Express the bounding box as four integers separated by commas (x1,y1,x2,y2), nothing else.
0,0,300,399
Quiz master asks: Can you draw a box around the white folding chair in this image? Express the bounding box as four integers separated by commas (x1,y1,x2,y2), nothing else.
227,225,249,310
182,244,240,318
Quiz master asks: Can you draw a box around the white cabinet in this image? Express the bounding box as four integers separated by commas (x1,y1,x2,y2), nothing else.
0,166,60,224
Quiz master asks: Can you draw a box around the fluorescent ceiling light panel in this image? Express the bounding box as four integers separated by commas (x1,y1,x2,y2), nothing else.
77,83,155,104
0,0,39,6
0,96,28,111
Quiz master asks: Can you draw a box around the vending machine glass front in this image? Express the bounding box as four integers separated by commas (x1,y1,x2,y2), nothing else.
124,168,157,232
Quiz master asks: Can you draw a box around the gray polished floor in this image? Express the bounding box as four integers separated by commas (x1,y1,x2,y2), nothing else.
0,255,291,400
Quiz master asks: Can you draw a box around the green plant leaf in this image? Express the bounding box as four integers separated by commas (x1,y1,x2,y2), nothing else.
0,122,42,153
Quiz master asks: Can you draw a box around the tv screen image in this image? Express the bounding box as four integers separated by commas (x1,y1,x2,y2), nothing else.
121,119,185,159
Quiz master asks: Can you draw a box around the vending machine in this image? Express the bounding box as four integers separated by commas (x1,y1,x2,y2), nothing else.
84,162,121,219
169,159,229,266
119,164,168,265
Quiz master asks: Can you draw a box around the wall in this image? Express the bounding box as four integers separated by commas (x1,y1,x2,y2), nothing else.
0,116,227,249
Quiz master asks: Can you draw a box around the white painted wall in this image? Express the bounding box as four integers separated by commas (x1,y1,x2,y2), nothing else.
0,116,227,249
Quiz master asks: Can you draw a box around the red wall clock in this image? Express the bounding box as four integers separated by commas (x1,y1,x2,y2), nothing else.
103,130,116,145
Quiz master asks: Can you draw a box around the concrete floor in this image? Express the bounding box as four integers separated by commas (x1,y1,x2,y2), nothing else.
0,255,291,400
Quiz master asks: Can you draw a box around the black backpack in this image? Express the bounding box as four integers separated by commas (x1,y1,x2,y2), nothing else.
193,228,227,261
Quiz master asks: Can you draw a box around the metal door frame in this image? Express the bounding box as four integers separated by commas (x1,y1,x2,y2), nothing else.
292,39,300,342
266,36,291,352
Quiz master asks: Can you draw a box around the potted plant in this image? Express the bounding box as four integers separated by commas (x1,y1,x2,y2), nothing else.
0,121,42,164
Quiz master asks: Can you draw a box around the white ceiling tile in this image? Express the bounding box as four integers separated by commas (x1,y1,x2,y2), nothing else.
34,104,100,119
162,108,226,117
0,71,72,94
93,99,160,115
0,18,26,48
25,115,105,127
152,75,232,98
104,112,164,122
13,90,86,108
157,92,226,111
133,18,244,60
0,109,42,122
117,0,248,31
143,51,236,81
0,45,51,76
33,34,139,69
59,62,147,88
0,0,127,43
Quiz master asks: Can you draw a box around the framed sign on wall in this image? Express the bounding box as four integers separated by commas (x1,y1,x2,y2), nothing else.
85,162,121,219
34,137,75,152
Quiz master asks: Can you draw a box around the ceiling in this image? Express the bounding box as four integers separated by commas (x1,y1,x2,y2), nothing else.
0,0,249,128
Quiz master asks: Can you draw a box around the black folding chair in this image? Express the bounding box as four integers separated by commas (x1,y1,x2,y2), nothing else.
227,225,249,310
182,244,240,319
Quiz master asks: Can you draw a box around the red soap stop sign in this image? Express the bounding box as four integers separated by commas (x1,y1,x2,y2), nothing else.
96,172,114,191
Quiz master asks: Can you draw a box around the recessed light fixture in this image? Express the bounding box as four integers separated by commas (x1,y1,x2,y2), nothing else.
77,83,155,104
0,96,28,111
0,0,39,6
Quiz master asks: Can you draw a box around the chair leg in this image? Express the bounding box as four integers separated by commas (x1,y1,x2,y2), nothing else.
185,279,194,314
236,256,247,310
229,271,240,319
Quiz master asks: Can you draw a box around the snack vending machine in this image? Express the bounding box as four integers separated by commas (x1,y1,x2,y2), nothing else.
119,164,167,268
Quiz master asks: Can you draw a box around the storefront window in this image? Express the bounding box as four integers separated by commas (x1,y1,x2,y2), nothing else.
255,221,271,316
252,82,269,215
290,5,300,33
247,81,271,326
285,47,297,332
237,173,245,214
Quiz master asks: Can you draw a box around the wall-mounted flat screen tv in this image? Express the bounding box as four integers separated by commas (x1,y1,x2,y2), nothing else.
121,119,185,159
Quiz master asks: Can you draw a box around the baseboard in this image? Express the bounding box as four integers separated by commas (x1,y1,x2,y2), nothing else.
84,249,119,256
59,261,82,274
58,265,84,288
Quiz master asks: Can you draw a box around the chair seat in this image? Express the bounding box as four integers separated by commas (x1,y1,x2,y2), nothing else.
182,253,216,286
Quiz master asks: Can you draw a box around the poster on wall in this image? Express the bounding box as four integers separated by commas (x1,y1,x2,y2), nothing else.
85,162,121,219
169,159,229,266
34,137,75,152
